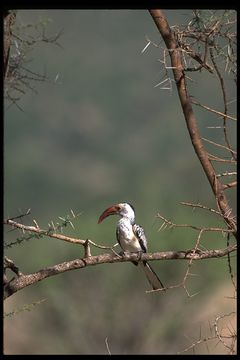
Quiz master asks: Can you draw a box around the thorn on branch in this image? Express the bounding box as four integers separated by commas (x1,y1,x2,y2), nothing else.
191,99,237,121
180,201,223,217
214,312,236,352
33,219,40,229
8,208,31,221
156,212,233,233
216,171,237,178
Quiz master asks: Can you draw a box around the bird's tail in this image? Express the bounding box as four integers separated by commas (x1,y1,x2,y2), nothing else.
139,261,165,291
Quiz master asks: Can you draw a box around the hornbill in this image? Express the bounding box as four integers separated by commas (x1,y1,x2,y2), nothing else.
98,202,164,290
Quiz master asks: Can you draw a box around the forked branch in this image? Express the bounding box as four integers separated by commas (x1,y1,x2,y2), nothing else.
148,9,236,238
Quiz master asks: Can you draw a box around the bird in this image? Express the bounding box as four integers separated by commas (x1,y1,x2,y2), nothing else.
98,202,164,291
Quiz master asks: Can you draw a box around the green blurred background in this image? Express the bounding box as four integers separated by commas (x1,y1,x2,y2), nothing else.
4,10,236,354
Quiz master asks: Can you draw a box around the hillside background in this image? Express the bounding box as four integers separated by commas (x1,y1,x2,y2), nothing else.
4,9,236,354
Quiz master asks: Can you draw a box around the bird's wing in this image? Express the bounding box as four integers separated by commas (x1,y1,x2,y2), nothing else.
132,224,147,253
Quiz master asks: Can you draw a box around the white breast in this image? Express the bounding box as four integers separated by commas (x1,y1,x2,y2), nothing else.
117,218,143,253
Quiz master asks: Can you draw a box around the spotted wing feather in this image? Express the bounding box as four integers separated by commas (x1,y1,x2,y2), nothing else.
132,224,147,253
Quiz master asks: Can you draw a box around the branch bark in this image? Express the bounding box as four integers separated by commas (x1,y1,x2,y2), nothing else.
4,244,236,300
148,9,237,238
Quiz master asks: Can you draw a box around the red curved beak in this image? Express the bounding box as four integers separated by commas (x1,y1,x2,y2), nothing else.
98,205,119,224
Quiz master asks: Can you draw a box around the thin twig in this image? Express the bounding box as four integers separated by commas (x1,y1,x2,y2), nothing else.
182,229,204,297
191,99,236,121
222,181,237,190
180,201,222,217
156,213,233,233
214,312,236,352
202,137,237,154
226,233,236,290
210,48,236,161
105,337,111,355
207,153,236,163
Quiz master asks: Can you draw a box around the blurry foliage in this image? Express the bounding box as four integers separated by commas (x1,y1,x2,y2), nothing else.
4,299,47,318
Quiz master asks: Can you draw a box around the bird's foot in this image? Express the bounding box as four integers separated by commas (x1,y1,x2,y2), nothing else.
119,250,125,257
137,251,143,261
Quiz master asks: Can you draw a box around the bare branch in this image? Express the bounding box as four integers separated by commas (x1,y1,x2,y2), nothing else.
202,137,237,154
4,14,63,109
179,311,236,354
148,9,237,238
207,153,236,163
182,229,204,298
222,181,237,190
4,256,23,277
179,334,216,354
214,312,236,353
4,217,117,251
4,11,16,78
181,45,214,73
226,233,236,290
4,244,236,300
209,48,236,161
4,218,86,245
180,201,222,217
191,99,237,121
156,213,233,233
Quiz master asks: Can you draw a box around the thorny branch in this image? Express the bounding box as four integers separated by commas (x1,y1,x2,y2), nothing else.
179,312,236,354
144,9,237,354
182,229,205,298
4,10,16,78
209,48,236,161
155,211,236,298
4,12,236,343
226,233,236,290
180,201,222,217
190,99,236,122
202,137,237,155
148,9,237,239
3,246,236,300
4,217,118,251
4,12,62,109
214,312,236,353
156,212,233,233
3,215,236,299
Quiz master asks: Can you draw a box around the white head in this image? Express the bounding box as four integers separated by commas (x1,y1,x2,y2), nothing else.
98,202,135,224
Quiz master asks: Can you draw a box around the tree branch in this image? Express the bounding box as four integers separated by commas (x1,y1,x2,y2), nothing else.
4,218,117,251
4,244,236,300
191,99,237,121
148,9,237,238
209,47,236,161
4,10,16,78
222,181,237,190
